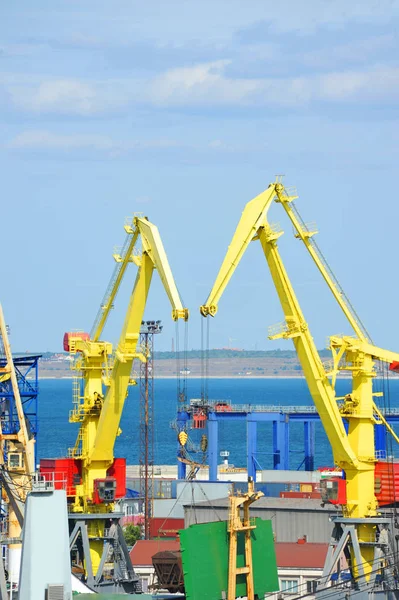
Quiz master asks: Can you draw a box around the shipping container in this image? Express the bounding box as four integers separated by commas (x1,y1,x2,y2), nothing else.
260,469,321,484
153,499,184,519
280,491,321,499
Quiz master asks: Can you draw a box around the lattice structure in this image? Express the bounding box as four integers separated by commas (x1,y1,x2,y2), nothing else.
0,354,40,459
139,320,162,539
0,306,41,587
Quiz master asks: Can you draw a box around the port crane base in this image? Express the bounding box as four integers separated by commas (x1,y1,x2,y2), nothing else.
69,513,141,594
318,516,399,600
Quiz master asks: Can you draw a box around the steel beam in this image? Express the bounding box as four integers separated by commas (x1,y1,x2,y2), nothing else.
304,420,315,471
273,415,289,470
246,418,257,481
207,416,219,481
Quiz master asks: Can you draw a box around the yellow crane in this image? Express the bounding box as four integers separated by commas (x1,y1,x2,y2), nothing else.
0,304,35,586
60,215,188,589
200,181,399,583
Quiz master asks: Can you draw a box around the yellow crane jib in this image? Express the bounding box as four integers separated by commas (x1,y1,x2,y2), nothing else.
200,184,278,318
200,179,399,581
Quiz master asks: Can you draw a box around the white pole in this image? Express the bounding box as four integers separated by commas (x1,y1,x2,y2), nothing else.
9,562,12,599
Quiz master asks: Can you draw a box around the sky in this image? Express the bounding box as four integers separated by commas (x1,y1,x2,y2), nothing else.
1,0,399,354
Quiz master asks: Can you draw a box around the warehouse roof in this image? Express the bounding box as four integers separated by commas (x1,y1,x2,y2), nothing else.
130,540,180,566
276,541,328,568
130,538,328,569
183,496,334,512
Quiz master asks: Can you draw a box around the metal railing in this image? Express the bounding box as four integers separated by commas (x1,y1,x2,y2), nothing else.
178,403,399,416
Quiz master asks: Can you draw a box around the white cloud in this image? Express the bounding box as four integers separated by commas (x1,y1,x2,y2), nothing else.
8,130,116,150
142,61,399,107
146,60,262,106
24,1,397,46
8,78,126,115
302,34,396,69
6,129,259,156
320,66,399,101
6,130,186,154
232,0,399,36
2,60,399,118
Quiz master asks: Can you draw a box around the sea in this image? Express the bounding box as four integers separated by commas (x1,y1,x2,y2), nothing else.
37,377,399,472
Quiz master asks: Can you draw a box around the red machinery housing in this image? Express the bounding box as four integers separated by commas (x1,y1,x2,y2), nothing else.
40,457,126,502
192,409,207,429
63,331,90,352
320,461,399,507
40,458,81,496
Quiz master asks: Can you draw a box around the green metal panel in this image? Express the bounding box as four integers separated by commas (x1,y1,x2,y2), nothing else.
180,518,278,600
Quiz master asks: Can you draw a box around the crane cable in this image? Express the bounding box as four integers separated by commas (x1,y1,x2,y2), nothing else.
200,317,210,403
175,288,189,405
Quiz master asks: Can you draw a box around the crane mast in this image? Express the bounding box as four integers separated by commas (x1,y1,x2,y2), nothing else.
0,304,35,586
201,181,399,583
62,215,188,586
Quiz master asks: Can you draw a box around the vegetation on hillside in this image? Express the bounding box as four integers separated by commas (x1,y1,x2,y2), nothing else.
153,348,330,359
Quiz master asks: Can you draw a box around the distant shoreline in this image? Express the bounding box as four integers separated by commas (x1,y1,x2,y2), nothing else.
39,374,354,380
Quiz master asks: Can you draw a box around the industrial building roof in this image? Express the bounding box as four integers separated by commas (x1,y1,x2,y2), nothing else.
276,542,328,568
130,540,180,566
183,496,334,512
130,539,328,569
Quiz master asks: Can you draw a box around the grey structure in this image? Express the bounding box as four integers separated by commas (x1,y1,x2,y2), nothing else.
317,516,399,600
69,513,141,594
184,497,336,543
19,489,72,600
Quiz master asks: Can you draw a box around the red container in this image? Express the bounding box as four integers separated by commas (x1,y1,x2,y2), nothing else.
279,491,321,499
149,518,185,539
40,458,81,496
319,462,399,507
375,461,399,506
107,457,126,499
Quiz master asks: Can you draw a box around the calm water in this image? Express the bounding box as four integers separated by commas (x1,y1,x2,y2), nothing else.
37,377,399,471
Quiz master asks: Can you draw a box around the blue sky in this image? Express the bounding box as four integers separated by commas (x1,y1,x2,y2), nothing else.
1,1,399,353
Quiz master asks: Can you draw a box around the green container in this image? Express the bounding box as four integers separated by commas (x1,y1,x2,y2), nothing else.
180,518,278,600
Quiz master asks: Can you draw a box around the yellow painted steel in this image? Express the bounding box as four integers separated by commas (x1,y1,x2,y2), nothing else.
0,304,35,580
227,479,263,600
201,181,399,579
200,185,277,317
68,216,188,574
